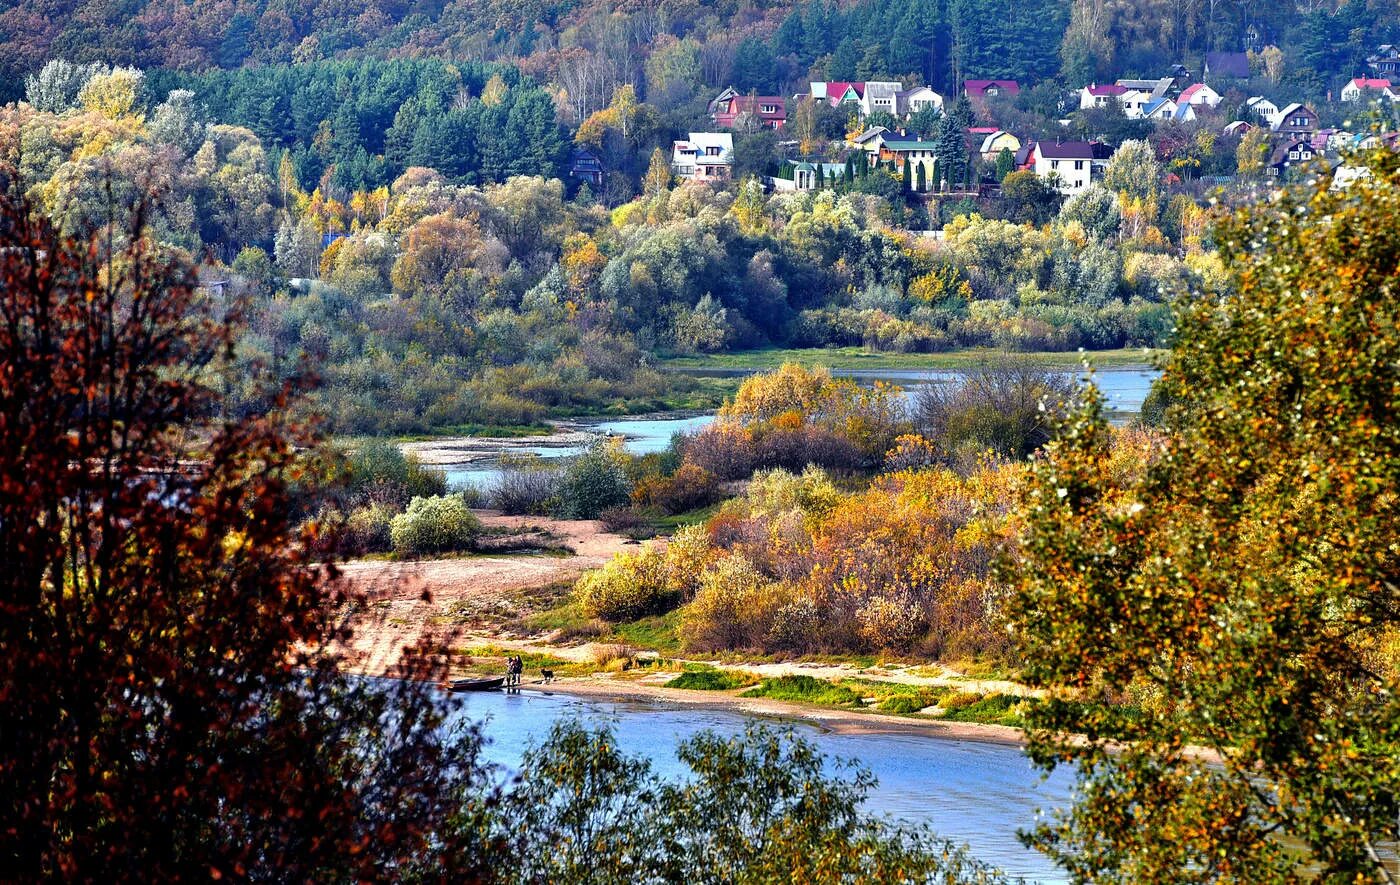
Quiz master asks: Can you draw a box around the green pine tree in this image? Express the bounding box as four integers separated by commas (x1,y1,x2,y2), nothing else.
996,147,1015,181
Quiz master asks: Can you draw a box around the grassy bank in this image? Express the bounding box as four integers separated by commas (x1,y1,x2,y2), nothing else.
661,346,1162,372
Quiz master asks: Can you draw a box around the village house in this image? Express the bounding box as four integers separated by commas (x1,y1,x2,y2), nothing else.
1178,83,1223,108
1119,89,1155,118
1223,120,1254,136
978,130,1021,160
1142,97,1192,121
1246,96,1282,127
896,86,943,116
712,93,787,129
770,160,850,191
1368,45,1400,77
849,126,889,151
811,81,865,107
1204,52,1250,80
707,87,738,116
671,132,733,181
860,81,902,117
1267,136,1315,177
1273,103,1319,135
567,148,603,188
1031,140,1114,194
878,139,939,190
1079,84,1128,110
964,79,1020,101
1341,78,1397,102
1115,77,1175,99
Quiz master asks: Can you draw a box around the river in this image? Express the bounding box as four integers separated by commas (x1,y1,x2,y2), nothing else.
445,687,1075,883
443,366,1159,491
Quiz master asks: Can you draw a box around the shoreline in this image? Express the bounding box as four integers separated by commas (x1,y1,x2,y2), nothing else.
454,672,1030,747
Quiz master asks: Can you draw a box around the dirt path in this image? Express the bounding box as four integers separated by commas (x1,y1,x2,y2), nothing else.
336,512,635,674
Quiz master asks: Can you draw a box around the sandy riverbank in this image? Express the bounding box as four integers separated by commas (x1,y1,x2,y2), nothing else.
510,673,1030,746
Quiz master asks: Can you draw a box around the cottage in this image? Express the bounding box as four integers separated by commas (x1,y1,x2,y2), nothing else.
1115,77,1175,99
978,130,1022,160
896,86,943,116
1031,140,1114,194
861,81,902,117
671,133,734,181
1204,52,1250,80
712,93,787,129
1267,136,1315,177
1142,97,1180,120
849,126,890,150
707,87,738,116
1223,120,1254,136
964,80,1020,101
1272,103,1318,135
1178,83,1222,108
1246,97,1281,127
1079,84,1128,110
875,140,939,190
1341,78,1396,102
1119,89,1155,118
811,81,865,107
788,161,850,191
1368,45,1400,77
568,148,603,187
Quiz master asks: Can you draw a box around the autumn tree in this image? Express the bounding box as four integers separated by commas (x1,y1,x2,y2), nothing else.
1005,153,1400,879
0,179,494,879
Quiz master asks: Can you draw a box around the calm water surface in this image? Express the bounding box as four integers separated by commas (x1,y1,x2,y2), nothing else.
443,368,1158,492
445,688,1074,883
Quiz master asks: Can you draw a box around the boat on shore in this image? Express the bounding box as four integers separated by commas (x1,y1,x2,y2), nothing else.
448,676,505,692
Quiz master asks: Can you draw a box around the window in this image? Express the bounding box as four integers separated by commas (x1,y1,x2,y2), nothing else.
1051,159,1060,169
761,104,777,114
1074,160,1084,170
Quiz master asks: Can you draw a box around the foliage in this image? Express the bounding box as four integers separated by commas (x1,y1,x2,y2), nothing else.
913,360,1079,461
741,675,865,706
389,494,481,555
0,178,495,879
1005,154,1400,880
665,667,754,691
495,721,1011,883
555,440,632,520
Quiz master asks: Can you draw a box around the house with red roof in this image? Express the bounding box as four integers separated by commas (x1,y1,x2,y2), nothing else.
1079,84,1127,110
810,81,865,107
711,93,787,129
965,80,1020,101
1178,83,1223,108
1341,78,1397,102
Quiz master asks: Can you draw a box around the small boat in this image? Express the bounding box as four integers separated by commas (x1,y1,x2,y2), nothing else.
448,676,505,692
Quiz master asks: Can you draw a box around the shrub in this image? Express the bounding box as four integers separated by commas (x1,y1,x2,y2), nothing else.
389,495,481,555
555,443,631,520
343,502,394,553
680,555,788,652
347,439,448,508
740,675,864,706
855,594,927,650
662,524,713,599
877,694,929,714
575,547,678,621
664,667,752,691
630,463,719,514
598,506,644,534
489,463,560,515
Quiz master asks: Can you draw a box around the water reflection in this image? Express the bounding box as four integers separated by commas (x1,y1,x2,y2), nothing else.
445,688,1074,883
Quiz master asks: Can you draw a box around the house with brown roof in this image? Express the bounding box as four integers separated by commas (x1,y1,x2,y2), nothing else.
712,93,787,129
1030,140,1114,194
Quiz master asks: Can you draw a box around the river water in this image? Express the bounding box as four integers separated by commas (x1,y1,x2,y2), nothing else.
443,367,1159,491
445,687,1075,883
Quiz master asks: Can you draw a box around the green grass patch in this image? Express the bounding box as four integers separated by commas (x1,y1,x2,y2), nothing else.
937,692,1026,726
741,675,865,707
661,346,1162,372
665,667,754,691
609,609,682,655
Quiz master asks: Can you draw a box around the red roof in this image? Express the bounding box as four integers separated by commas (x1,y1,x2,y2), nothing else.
1350,77,1393,90
1179,83,1208,100
969,126,999,134
965,79,1020,97
1085,84,1127,96
826,81,865,100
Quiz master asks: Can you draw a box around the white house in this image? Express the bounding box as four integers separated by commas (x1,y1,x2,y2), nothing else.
1178,83,1222,108
1341,77,1397,102
1120,89,1154,118
1031,140,1114,194
896,86,943,116
860,81,902,117
1079,84,1128,110
671,132,733,181
1246,97,1282,127
1223,120,1254,136
1141,97,1180,120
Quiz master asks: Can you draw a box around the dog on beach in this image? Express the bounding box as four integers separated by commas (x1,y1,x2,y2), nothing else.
540,669,555,684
